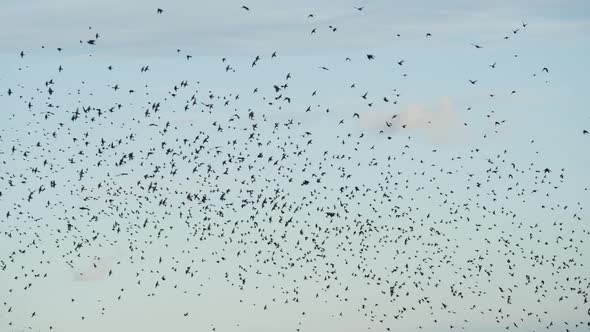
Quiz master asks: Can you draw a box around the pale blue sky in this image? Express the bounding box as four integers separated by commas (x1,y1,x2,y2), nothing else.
1,1,589,332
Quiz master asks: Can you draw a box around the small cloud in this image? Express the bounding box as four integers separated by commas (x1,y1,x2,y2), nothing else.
74,256,113,282
359,97,468,143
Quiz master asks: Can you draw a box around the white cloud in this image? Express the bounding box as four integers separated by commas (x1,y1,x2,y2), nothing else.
360,97,470,143
74,257,112,281
0,0,587,56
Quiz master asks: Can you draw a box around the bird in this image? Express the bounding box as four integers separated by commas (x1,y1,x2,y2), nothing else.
0,9,585,332
470,43,483,48
157,8,163,14
241,5,250,11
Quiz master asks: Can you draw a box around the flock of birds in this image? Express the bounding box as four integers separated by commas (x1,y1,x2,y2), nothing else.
1,4,589,332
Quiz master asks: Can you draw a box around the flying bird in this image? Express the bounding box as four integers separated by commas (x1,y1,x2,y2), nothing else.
0,9,584,332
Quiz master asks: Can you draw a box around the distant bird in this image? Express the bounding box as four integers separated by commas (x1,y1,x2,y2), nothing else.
241,5,250,11
426,33,432,37
157,8,163,14
353,6,364,11
470,43,483,49
87,40,96,45
0,11,583,332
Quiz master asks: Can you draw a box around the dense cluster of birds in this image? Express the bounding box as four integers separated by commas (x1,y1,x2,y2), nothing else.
1,4,589,332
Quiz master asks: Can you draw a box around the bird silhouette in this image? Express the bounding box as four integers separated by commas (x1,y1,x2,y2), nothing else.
0,7,586,332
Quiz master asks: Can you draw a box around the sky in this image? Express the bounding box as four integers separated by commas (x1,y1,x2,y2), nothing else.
0,1,590,332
